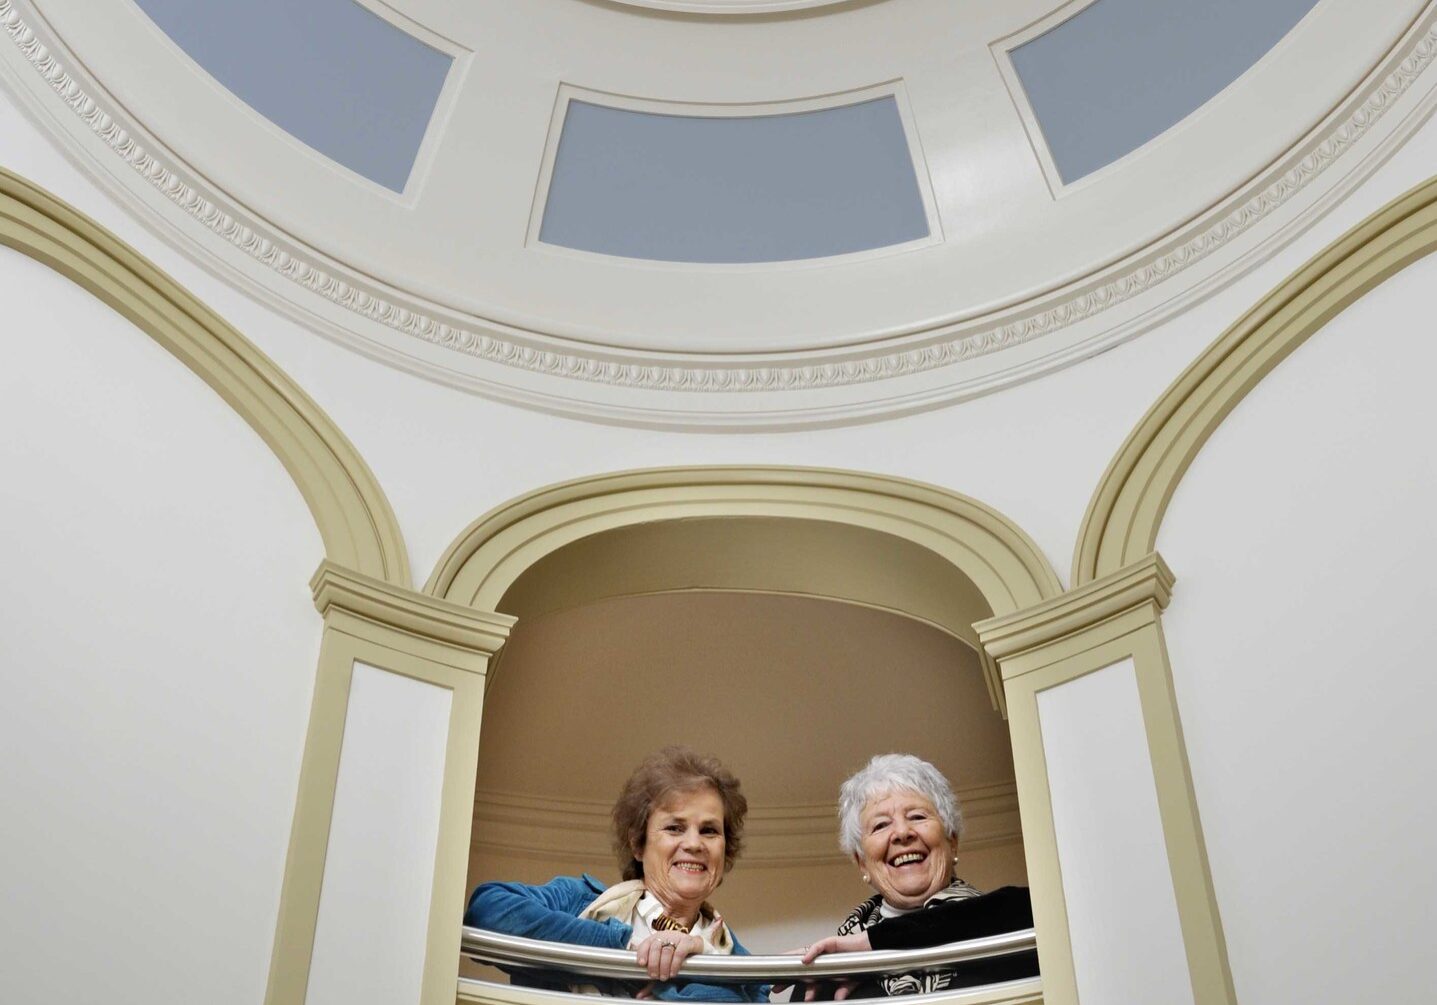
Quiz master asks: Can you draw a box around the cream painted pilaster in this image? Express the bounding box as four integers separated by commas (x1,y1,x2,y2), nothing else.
266,562,514,1005
977,554,1232,1005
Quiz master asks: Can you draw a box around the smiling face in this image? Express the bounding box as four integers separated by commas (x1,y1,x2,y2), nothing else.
855,789,957,910
637,785,727,924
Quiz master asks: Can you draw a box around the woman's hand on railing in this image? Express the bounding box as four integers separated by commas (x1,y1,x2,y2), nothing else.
800,933,871,964
773,933,872,1002
635,932,705,982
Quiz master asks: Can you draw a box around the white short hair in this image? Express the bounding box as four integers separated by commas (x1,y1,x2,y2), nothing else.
837,753,963,858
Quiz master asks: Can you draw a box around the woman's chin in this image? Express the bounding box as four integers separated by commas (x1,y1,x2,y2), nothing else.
678,883,719,904
882,876,947,907
654,872,720,908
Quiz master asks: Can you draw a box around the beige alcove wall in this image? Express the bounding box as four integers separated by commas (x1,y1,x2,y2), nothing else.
465,588,1030,955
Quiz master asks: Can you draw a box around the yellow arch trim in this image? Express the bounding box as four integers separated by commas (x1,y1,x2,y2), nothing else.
429,467,1060,610
428,466,1061,711
1074,174,1437,586
0,167,410,586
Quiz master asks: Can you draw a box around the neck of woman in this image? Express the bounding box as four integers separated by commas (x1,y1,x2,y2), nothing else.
878,899,921,918
648,890,701,930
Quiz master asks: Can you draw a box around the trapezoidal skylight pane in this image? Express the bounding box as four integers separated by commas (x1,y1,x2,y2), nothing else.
134,0,451,192
539,96,930,264
1011,0,1320,183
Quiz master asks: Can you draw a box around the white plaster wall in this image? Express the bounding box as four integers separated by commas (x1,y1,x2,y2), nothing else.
1159,252,1437,1003
2,92,1435,590
0,247,324,1003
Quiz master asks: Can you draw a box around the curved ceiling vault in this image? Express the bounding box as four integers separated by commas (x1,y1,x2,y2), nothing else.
3,0,1434,427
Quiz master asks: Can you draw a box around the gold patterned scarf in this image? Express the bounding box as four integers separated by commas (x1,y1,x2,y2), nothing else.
569,880,735,995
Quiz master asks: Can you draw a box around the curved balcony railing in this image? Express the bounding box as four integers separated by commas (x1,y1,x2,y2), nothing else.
457,974,1043,1005
460,926,1040,1001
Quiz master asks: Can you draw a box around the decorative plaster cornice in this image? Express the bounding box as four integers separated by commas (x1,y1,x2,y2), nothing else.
3,0,1434,410
603,0,861,13
469,784,1023,868
312,560,515,659
976,552,1173,670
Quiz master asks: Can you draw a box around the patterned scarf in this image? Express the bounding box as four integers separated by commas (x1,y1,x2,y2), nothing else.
566,880,736,995
835,878,982,996
578,879,734,952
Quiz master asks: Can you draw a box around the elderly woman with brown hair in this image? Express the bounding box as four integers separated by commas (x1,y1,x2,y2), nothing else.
796,754,1037,998
465,746,763,1001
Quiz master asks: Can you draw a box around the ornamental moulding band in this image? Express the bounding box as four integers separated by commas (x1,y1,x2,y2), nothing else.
2,0,1434,428
599,1,857,15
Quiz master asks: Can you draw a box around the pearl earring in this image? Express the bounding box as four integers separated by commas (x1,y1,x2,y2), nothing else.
862,873,870,884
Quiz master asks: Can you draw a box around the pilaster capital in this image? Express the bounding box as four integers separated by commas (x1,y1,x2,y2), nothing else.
977,552,1174,673
310,560,515,664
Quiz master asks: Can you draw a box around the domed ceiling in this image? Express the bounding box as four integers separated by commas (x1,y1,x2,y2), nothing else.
2,0,1434,426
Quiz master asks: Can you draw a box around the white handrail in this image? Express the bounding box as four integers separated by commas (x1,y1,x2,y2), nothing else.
461,926,1037,983
456,975,1045,1005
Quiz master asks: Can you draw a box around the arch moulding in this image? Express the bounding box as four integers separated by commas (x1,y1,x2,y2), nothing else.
1073,173,1437,586
1031,176,1437,1002
0,166,410,585
427,466,1063,713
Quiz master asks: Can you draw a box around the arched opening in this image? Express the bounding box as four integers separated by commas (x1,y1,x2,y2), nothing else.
469,559,1023,952
430,468,1060,984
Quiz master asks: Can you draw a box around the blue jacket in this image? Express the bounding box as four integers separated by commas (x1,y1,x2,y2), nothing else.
465,874,766,1002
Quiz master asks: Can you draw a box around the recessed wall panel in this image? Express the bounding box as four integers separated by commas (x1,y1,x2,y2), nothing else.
305,662,452,1005
134,0,451,191
539,96,930,263
1037,658,1194,1004
1011,0,1320,182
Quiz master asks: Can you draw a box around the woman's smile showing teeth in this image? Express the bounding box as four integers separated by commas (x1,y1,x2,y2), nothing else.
640,787,727,924
855,791,959,910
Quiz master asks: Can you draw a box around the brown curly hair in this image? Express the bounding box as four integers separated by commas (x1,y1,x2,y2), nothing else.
612,746,748,882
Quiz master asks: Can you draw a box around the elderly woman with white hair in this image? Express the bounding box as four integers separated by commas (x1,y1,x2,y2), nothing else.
798,754,1037,997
